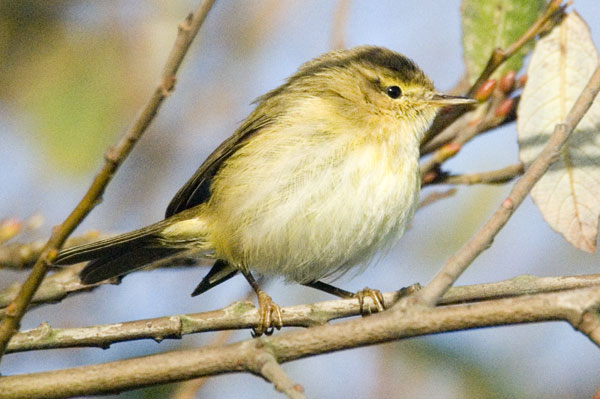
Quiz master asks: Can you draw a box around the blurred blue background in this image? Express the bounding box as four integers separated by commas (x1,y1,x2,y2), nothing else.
1,1,599,398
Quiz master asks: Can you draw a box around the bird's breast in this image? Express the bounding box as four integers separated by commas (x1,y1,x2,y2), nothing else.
207,124,421,282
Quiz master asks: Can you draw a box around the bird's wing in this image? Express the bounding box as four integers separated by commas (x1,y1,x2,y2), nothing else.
165,113,273,218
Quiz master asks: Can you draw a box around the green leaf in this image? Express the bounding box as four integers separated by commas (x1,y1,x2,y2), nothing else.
461,0,545,84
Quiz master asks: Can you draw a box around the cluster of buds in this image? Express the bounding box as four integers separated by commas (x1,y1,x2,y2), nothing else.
473,70,527,120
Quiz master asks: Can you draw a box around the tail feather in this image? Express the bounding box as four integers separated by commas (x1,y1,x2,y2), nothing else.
54,221,169,266
79,247,183,284
54,220,176,284
54,212,232,295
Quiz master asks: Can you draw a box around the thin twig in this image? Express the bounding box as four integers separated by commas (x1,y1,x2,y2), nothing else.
437,274,600,304
1,285,599,398
0,259,204,318
0,257,209,319
417,189,457,209
6,274,600,354
330,0,351,50
428,163,524,186
169,329,236,399
421,107,476,155
0,231,106,271
249,352,305,399
0,264,94,316
0,0,216,363
420,92,516,177
411,64,600,308
169,289,253,399
420,92,519,158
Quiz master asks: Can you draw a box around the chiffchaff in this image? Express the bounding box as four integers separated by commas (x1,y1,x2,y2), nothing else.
56,46,475,335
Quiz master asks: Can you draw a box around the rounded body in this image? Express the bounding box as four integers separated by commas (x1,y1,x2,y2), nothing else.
57,46,474,289
204,94,434,283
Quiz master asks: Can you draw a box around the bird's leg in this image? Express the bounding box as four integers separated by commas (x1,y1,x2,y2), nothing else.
303,281,385,315
354,288,385,315
242,270,283,337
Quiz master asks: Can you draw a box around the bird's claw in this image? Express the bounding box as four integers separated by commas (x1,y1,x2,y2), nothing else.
252,290,283,337
355,287,385,315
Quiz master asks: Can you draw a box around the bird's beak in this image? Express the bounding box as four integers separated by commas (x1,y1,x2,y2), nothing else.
424,93,477,106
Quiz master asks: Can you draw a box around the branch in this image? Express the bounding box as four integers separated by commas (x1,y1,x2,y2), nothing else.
330,0,351,50
0,0,216,362
420,92,517,177
418,188,457,209
6,274,600,354
420,92,520,157
1,265,81,309
412,64,600,308
0,264,117,319
0,232,106,271
427,163,524,186
1,285,599,398
248,352,306,399
0,252,207,319
169,329,237,399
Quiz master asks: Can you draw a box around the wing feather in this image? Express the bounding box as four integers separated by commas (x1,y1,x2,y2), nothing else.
165,113,274,217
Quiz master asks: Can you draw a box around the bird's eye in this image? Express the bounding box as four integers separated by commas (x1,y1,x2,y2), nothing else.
385,86,402,99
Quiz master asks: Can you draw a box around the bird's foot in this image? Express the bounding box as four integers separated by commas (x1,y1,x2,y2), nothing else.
355,287,385,315
252,290,283,337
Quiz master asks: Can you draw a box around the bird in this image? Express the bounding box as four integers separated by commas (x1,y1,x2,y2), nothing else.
54,46,475,336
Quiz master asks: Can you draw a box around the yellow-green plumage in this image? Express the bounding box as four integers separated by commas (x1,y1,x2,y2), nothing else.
55,46,473,304
206,89,433,283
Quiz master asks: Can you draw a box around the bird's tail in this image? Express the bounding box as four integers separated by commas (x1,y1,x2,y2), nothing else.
54,213,206,284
